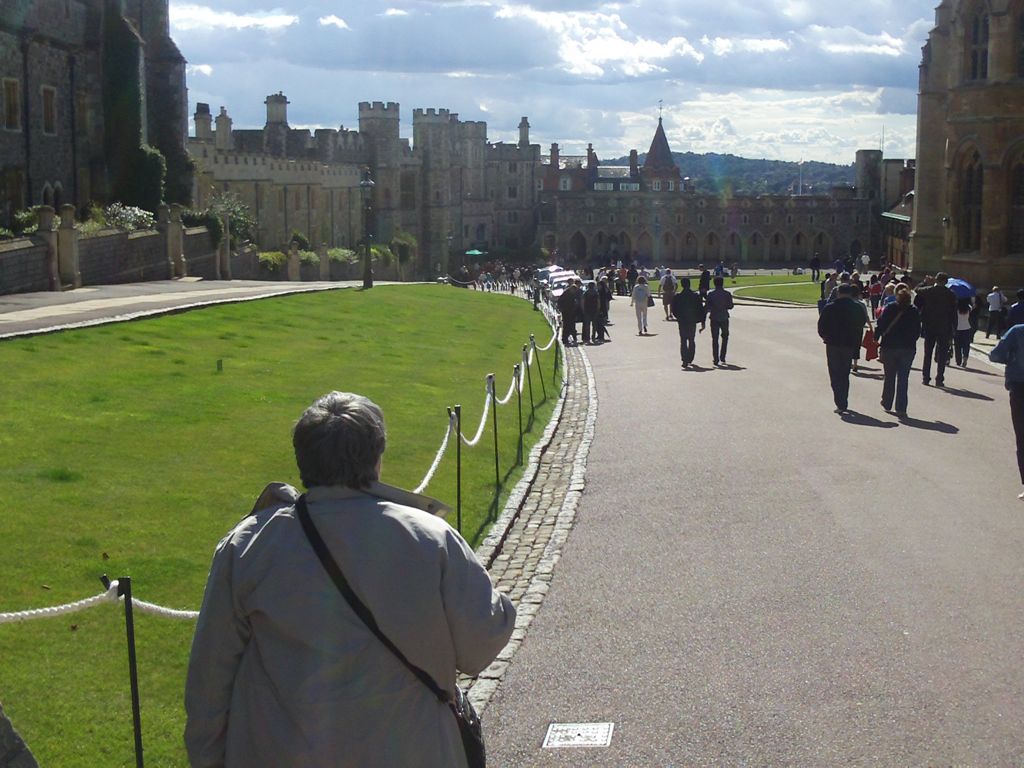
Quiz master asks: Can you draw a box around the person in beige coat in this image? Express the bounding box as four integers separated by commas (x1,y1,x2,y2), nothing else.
184,392,516,767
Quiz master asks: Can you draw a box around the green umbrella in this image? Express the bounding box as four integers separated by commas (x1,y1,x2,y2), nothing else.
465,249,486,256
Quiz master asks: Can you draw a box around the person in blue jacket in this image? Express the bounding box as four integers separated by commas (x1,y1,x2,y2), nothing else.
990,324,1024,500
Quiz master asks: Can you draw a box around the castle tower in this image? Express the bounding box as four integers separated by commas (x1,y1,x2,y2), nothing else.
642,118,681,190
414,108,456,271
519,117,530,148
194,103,212,141
215,107,233,151
263,92,289,157
358,102,402,244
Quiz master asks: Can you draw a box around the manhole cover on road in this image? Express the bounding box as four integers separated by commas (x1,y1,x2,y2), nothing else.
542,722,615,748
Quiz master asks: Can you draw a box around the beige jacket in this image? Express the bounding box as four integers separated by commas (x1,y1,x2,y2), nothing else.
184,482,516,767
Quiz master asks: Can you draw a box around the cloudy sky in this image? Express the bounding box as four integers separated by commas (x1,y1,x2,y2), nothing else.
171,0,936,164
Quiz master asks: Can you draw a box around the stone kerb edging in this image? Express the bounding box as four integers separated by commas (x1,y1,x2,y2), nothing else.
466,342,598,712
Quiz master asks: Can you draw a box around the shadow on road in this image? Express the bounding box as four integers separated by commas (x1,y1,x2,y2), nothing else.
898,415,959,433
940,386,994,402
840,411,898,428
852,370,883,381
718,363,747,371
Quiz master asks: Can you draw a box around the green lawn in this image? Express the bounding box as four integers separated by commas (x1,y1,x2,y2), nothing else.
0,284,558,767
732,281,822,304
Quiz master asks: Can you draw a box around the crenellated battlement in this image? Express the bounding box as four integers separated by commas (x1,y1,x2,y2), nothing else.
413,108,452,124
358,101,400,117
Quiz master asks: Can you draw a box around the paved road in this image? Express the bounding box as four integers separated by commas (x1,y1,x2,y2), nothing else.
485,296,1024,765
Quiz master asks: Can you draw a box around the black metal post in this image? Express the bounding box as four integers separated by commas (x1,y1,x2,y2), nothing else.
554,336,560,383
488,375,499,490
453,405,462,533
514,363,523,465
532,335,547,400
523,345,535,418
121,577,144,768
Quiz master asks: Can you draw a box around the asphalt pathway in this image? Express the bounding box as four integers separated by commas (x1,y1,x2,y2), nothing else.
485,295,1024,765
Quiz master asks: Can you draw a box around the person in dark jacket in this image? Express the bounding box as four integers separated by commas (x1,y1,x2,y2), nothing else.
913,271,957,386
990,324,1024,499
697,264,712,299
1006,288,1024,328
597,276,613,327
876,284,921,417
670,278,705,367
817,283,869,413
581,282,601,344
704,276,734,366
556,282,579,346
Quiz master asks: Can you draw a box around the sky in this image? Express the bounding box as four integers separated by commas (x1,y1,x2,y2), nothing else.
171,0,937,165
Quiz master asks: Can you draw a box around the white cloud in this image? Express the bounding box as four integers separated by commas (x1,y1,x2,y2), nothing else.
186,64,213,76
495,6,702,77
318,14,351,30
702,36,791,56
170,4,298,32
383,8,409,16
809,25,905,56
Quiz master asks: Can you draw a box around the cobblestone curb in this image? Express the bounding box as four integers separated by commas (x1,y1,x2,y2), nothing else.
463,341,597,712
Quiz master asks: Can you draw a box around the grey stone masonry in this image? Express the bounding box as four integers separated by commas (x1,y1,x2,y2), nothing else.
461,338,597,712
0,703,38,768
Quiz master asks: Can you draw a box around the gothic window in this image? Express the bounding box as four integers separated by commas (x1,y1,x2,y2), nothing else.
742,214,749,225
698,214,705,225
668,181,675,191
764,214,771,225
42,86,57,135
609,213,615,224
586,212,593,224
3,79,19,131
966,10,989,81
959,151,984,251
507,185,518,199
1010,157,1024,253
536,178,543,191
1018,11,1024,77
719,214,726,225
653,180,662,191
559,176,571,191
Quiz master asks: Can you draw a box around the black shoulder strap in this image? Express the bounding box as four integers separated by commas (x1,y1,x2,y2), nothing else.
295,494,450,704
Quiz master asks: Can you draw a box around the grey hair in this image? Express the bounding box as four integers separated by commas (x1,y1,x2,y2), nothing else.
293,392,386,489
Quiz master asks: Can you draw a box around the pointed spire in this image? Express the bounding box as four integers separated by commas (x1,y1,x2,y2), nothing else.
643,117,675,172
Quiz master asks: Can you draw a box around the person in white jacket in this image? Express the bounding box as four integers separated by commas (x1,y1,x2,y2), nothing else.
630,275,652,335
184,391,516,767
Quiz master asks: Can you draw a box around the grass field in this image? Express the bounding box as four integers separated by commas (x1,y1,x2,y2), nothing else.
0,284,559,766
732,281,821,304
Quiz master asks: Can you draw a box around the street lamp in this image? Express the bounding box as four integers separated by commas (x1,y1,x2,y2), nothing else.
360,167,375,289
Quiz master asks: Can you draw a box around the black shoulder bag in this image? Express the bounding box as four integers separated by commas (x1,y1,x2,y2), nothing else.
295,495,485,768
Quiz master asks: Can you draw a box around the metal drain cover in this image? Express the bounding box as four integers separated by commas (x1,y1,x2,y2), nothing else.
542,722,614,748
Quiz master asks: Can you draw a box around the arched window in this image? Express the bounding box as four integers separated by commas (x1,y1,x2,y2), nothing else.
967,10,989,80
1010,156,1024,254
959,151,984,251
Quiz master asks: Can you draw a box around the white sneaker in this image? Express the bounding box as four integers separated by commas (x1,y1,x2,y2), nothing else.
1018,491,1024,501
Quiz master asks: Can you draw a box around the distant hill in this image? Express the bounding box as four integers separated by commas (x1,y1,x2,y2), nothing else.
602,152,856,196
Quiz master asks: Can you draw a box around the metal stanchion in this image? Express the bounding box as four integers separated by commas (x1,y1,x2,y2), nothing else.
102,574,145,768
514,363,523,465
453,405,462,533
554,337,560,383
523,345,535,419
488,375,499,490
531,335,547,400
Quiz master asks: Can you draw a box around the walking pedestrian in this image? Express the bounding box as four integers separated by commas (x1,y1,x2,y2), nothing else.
876,284,921,417
697,264,711,299
817,283,868,414
705,276,734,366
660,269,677,320
597,275,613,327
986,286,1008,338
914,271,957,387
809,253,821,282
990,325,1024,499
954,297,974,367
1007,288,1024,328
630,275,651,335
581,281,600,344
557,281,580,346
670,277,705,367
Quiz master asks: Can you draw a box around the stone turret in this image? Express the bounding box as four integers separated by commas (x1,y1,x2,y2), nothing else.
263,93,289,156
519,116,530,148
215,106,233,150
194,102,212,140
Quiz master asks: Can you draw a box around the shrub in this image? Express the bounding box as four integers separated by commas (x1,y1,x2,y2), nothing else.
12,208,38,236
104,203,155,231
258,251,287,269
371,244,393,267
327,248,358,264
289,230,310,251
181,193,255,250
298,250,319,266
0,226,13,240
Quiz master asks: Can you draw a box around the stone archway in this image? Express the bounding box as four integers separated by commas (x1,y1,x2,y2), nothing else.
618,231,633,256
748,231,766,262
791,231,808,263
725,231,742,261
813,231,832,260
569,231,588,260
636,232,653,260
849,239,862,258
682,231,698,261
704,232,721,261
769,232,787,261
662,232,678,261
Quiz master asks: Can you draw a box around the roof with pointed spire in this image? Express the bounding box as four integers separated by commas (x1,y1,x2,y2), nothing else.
643,118,677,173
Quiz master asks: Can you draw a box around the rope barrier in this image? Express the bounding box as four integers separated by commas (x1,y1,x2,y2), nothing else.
413,413,456,494
494,368,521,406
535,328,558,352
460,386,493,448
0,580,198,623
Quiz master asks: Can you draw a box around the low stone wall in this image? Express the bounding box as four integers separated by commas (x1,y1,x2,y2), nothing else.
79,229,171,286
0,238,50,295
230,247,260,281
183,227,218,279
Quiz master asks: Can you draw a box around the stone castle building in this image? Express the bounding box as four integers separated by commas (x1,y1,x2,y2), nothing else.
189,95,540,271
537,118,885,265
912,0,1024,286
0,0,191,226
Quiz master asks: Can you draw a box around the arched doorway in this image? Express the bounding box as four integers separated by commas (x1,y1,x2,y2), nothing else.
769,232,787,261
662,232,678,261
748,232,766,262
569,231,587,260
636,232,653,260
849,239,862,258
813,231,831,260
725,231,742,261
791,231,808,262
593,231,608,261
704,232,721,261
618,231,633,257
682,231,698,261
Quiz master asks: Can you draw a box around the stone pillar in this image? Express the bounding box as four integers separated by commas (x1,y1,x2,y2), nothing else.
318,244,329,281
218,211,232,280
0,702,39,767
170,204,187,277
57,205,81,289
36,206,59,291
287,243,300,281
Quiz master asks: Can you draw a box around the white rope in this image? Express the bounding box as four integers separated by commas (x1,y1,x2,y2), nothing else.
460,388,493,447
0,582,120,624
0,580,199,623
535,328,558,352
132,598,199,620
494,369,520,406
527,344,536,367
413,414,455,494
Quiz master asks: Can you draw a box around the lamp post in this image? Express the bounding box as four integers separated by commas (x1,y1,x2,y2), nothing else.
360,167,375,289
